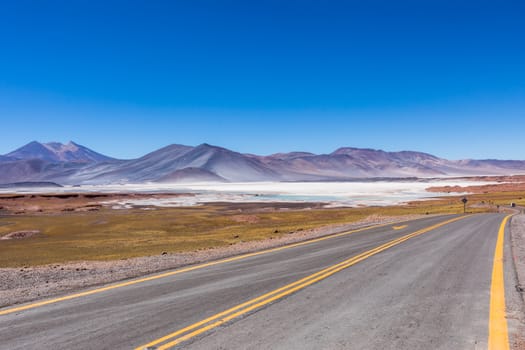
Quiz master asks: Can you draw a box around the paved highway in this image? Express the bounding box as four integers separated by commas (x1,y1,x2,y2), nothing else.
0,213,517,349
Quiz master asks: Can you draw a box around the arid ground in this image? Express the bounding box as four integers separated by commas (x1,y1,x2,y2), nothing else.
1,175,524,307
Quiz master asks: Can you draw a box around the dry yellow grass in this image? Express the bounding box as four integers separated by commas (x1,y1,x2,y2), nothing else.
1,191,522,268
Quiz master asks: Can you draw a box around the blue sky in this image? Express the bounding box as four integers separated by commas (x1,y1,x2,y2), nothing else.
0,0,524,160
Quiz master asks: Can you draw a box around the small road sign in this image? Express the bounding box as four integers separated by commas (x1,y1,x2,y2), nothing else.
461,197,468,213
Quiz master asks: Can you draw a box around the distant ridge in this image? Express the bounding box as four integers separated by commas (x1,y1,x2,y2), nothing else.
1,141,525,185
0,181,63,189
6,141,116,163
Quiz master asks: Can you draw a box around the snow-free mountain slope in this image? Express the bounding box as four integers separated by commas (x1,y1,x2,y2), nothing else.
2,141,525,184
6,141,116,163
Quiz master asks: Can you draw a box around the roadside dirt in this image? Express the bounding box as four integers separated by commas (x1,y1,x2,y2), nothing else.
0,214,426,308
511,215,525,297
509,214,525,350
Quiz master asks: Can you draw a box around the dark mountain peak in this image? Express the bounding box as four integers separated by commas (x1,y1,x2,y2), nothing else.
391,150,441,161
190,144,243,159
138,143,193,159
331,147,384,156
187,143,242,163
264,152,316,161
195,143,229,152
6,141,57,162
5,141,116,163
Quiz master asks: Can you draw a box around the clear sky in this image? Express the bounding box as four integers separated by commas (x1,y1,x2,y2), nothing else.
0,0,524,160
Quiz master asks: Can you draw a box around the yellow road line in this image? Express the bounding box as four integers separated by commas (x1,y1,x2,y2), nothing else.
0,219,409,316
136,215,467,350
488,215,511,350
392,225,407,230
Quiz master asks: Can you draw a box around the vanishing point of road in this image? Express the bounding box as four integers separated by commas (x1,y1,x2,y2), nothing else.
0,213,522,349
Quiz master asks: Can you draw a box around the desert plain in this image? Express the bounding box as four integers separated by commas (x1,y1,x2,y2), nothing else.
1,175,525,308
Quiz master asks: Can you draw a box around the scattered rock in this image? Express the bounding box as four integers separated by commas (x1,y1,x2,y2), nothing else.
0,230,41,240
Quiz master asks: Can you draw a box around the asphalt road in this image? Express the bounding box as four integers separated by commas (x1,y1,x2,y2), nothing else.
0,213,516,349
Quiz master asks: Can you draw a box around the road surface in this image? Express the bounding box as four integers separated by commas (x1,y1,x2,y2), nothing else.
0,213,519,349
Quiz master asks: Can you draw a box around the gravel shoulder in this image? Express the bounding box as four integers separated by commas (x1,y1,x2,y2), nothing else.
0,214,425,308
511,214,525,298
509,213,525,349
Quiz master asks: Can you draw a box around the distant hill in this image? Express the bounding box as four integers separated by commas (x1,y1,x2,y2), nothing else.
1,141,525,185
6,141,116,163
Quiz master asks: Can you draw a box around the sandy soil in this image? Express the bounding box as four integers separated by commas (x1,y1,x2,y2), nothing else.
0,214,426,308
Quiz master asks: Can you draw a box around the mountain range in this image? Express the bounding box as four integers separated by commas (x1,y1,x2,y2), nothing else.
1,141,525,185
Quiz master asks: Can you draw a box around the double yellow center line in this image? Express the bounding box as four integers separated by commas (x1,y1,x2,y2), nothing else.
136,215,467,350
0,220,401,316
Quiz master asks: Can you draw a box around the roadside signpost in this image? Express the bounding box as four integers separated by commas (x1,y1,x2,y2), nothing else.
461,197,468,214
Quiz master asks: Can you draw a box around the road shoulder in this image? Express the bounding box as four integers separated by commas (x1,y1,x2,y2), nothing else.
507,214,525,349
